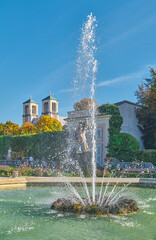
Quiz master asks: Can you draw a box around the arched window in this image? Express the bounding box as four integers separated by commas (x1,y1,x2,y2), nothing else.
32,106,36,115
25,105,29,115
52,102,56,112
44,102,48,113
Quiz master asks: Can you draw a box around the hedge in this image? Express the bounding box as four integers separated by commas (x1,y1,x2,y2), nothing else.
131,149,156,166
109,148,156,166
0,135,13,159
0,131,68,162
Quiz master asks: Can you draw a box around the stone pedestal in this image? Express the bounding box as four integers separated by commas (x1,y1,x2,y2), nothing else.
71,151,92,173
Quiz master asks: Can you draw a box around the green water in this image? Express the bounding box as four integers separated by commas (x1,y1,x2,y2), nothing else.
0,186,156,240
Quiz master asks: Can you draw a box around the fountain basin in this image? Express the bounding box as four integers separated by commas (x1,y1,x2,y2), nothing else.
0,186,156,240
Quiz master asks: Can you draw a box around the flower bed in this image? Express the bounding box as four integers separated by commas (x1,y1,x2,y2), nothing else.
0,165,53,177
96,169,110,177
0,165,14,177
0,165,82,177
0,165,154,178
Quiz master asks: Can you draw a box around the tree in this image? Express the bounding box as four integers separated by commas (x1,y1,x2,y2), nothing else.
36,115,62,133
98,104,123,135
73,98,98,111
18,122,36,135
135,68,156,149
98,104,140,161
0,121,19,135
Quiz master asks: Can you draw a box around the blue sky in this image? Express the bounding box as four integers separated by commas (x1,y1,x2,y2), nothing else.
1,0,156,125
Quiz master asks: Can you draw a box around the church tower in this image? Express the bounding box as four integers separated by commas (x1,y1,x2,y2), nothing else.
42,92,58,119
23,97,38,124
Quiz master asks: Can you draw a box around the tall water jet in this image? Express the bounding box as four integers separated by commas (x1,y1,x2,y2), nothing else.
52,13,139,216
75,13,97,203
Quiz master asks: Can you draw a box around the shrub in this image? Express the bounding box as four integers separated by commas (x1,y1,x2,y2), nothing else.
84,165,91,177
107,133,140,160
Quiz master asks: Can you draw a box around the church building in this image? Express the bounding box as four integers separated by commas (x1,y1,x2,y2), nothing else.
23,93,66,126
42,93,58,119
23,97,38,124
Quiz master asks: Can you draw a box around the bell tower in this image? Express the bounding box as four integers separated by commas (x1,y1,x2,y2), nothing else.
23,97,38,124
42,92,58,119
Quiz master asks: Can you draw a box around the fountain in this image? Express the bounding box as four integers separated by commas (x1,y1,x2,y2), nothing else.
51,13,139,215
1,13,156,240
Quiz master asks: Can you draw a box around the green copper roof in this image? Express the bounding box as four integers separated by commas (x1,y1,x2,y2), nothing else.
42,92,58,101
23,97,38,104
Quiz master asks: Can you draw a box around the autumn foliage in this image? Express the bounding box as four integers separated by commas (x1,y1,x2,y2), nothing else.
18,122,36,135
135,68,156,149
0,121,19,135
0,116,62,136
36,115,62,133
73,98,98,111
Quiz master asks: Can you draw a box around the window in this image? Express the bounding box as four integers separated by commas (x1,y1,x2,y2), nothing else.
97,127,103,141
25,105,29,115
44,102,48,113
96,144,103,166
32,106,36,115
52,102,56,112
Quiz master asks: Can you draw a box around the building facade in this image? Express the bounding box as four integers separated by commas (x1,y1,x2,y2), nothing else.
66,100,144,166
66,109,111,166
22,93,65,126
115,100,144,149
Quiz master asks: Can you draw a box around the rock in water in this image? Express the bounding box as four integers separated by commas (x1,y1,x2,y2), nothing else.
51,196,139,215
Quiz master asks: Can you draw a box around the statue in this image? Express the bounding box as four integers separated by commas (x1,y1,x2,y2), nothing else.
74,119,90,153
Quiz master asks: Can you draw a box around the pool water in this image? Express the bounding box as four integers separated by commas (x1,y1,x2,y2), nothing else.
0,186,156,240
